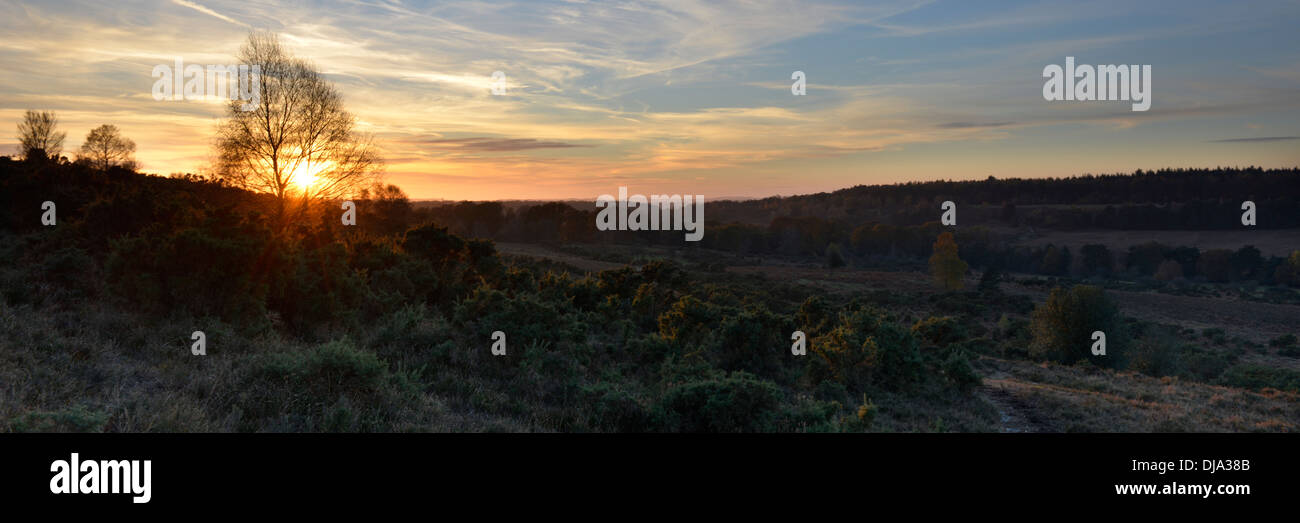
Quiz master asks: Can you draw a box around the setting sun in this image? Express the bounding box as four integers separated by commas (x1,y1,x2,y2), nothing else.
289,161,331,193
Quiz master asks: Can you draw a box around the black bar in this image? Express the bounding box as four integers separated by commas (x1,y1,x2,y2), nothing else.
1,433,1290,512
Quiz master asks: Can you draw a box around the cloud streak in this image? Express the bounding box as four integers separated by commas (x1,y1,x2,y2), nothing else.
170,0,249,28
1208,136,1300,143
416,137,590,152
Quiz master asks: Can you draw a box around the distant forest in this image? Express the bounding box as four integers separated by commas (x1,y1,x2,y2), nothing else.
415,167,1300,285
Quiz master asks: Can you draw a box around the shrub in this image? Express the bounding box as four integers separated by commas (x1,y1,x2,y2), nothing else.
39,245,97,294
269,241,368,336
1126,242,1168,275
657,295,720,347
453,285,583,350
1029,285,1126,367
710,307,788,379
105,210,275,323
977,266,1002,293
941,352,981,391
658,372,782,432
863,324,927,388
795,295,836,338
581,383,652,432
236,340,420,431
1274,251,1300,287
1153,260,1183,281
1197,249,1234,282
1182,348,1233,381
1126,326,1182,377
810,309,925,391
402,223,466,262
996,313,1027,340
911,316,966,348
776,396,841,432
1231,246,1263,280
1218,365,1300,393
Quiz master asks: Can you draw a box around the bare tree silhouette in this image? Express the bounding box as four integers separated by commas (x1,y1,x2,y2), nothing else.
16,110,67,161
214,31,382,223
77,124,137,170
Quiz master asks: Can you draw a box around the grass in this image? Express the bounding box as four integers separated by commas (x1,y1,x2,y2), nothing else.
977,357,1298,432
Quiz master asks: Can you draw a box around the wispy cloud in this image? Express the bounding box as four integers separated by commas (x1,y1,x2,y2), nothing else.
937,121,1016,129
170,0,249,28
0,0,1297,199
416,137,590,152
1209,136,1300,143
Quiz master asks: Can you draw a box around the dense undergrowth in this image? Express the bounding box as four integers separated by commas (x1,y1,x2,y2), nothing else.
4,158,1297,432
0,158,996,432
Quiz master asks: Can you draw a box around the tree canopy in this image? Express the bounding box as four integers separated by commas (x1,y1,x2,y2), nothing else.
215,31,382,224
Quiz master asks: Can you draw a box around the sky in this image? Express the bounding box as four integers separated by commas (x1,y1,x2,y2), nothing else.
1,0,1298,200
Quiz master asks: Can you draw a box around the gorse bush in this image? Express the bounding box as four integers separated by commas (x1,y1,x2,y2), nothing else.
912,316,966,348
581,383,652,432
39,245,98,295
658,294,720,347
795,295,836,338
658,371,782,432
270,240,369,336
453,285,586,351
810,308,927,391
106,209,276,323
709,307,789,381
237,339,423,432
